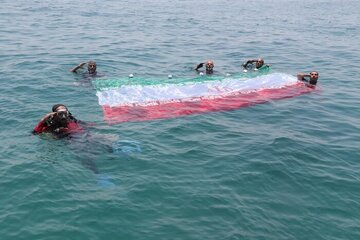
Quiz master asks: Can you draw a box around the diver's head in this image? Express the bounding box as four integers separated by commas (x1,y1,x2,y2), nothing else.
55,111,69,124
87,61,97,74
52,104,70,125
256,58,264,68
206,60,214,72
310,71,319,82
52,104,68,112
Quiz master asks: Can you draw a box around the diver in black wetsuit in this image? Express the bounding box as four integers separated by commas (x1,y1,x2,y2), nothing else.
70,60,104,78
242,58,270,72
195,60,215,75
297,71,319,86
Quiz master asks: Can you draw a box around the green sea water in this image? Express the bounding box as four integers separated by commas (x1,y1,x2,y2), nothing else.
1,0,360,239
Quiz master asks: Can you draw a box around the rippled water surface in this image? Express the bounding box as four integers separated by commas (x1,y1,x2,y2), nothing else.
1,0,360,239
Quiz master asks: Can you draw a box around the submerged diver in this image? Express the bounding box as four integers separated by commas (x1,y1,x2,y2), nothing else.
70,61,104,78
242,58,270,72
297,71,319,86
33,104,84,136
195,60,215,75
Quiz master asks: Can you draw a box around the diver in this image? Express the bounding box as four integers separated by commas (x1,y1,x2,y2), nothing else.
33,105,102,177
297,71,319,86
33,104,84,136
70,60,104,78
242,58,270,72
195,60,215,75
33,104,120,184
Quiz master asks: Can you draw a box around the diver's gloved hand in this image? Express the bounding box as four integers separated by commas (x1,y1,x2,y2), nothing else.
43,112,57,126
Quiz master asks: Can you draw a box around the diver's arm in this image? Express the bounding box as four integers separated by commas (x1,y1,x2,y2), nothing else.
33,112,56,134
242,59,256,69
297,73,310,81
33,121,47,134
39,112,56,124
70,62,86,73
195,62,204,71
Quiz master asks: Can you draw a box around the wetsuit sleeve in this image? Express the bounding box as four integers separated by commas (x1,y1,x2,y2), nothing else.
195,63,204,71
70,62,86,73
297,73,308,82
33,121,48,134
243,60,256,69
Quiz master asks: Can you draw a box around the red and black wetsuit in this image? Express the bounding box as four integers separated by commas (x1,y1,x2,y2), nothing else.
33,120,84,135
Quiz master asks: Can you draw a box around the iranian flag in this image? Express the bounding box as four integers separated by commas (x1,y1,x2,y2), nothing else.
93,73,314,124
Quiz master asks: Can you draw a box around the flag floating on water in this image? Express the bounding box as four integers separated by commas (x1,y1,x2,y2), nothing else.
93,73,314,124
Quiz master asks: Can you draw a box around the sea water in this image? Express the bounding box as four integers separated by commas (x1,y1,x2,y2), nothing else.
1,0,359,239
